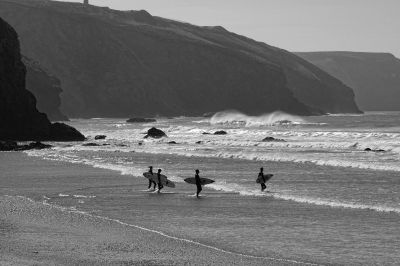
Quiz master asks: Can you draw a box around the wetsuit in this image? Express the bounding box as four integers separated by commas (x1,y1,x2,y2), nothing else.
259,172,266,191
148,170,156,189
195,173,202,197
157,172,164,191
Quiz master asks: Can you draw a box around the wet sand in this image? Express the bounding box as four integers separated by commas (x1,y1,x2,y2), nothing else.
1,196,298,266
0,153,305,266
2,152,400,265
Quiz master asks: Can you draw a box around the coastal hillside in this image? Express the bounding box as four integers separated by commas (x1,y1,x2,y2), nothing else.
0,0,360,117
297,52,400,111
23,56,69,121
0,17,84,141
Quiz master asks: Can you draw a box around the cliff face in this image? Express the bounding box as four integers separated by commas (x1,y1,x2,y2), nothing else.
297,52,400,111
0,0,360,117
23,56,68,121
0,17,84,141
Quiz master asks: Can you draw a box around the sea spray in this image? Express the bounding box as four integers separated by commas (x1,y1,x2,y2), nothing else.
210,110,304,127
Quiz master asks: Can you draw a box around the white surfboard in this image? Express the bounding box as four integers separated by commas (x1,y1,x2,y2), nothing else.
143,172,176,188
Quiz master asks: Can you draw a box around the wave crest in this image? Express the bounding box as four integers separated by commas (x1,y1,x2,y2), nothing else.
210,110,304,127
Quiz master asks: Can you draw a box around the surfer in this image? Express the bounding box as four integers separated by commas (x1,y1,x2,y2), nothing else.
147,166,156,191
157,169,164,193
258,167,267,191
195,169,202,198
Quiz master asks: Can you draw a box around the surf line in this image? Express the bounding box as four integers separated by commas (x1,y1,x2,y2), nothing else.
10,195,321,266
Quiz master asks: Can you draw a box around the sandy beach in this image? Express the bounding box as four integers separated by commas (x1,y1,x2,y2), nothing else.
1,152,312,266
1,150,400,265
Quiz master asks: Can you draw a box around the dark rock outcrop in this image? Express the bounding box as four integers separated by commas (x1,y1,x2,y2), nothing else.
82,143,100,147
48,123,85,141
168,141,178,145
0,17,84,141
262,137,286,142
94,135,106,140
144,127,167,139
0,0,361,117
126,118,156,123
0,141,52,151
0,141,18,151
364,148,385,152
23,57,68,121
214,131,228,135
297,52,400,111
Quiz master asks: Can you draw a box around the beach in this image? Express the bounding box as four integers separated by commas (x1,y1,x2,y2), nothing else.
1,153,297,266
1,113,400,265
1,148,400,265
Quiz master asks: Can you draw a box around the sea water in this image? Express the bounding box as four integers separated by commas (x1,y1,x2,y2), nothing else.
21,111,400,264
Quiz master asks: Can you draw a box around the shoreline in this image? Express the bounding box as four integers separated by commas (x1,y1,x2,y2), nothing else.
25,147,400,214
1,195,306,266
0,152,316,265
1,152,400,265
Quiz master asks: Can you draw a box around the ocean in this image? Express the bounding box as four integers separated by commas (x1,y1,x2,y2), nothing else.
5,111,400,265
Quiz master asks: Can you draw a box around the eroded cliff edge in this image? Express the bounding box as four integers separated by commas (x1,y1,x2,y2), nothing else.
0,17,84,141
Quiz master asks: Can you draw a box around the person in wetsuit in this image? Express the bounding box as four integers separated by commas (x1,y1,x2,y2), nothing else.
147,166,156,191
195,169,202,198
258,167,267,191
157,169,164,193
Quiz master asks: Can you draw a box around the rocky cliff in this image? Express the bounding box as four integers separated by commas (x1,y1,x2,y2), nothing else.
297,52,400,111
0,17,84,141
0,0,361,117
23,56,68,121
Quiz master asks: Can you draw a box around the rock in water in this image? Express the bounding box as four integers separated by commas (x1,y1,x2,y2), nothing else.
364,148,385,153
82,143,101,147
21,141,52,150
0,18,84,141
0,141,52,151
0,141,18,151
94,135,107,140
126,118,156,123
262,137,286,142
48,123,85,141
214,131,228,135
144,127,167,139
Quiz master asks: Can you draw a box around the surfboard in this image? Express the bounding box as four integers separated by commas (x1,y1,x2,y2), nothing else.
256,174,274,184
184,177,215,185
143,172,176,188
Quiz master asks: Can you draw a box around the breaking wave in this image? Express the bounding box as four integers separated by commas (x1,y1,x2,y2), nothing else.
210,110,304,127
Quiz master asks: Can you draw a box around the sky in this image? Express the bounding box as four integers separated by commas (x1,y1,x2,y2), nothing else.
58,0,400,57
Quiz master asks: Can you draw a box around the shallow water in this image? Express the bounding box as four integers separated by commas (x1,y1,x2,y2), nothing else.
3,111,400,264
27,111,400,213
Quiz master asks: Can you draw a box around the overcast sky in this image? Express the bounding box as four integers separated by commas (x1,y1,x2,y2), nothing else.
58,0,400,57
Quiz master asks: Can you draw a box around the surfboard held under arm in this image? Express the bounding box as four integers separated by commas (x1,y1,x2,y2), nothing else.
143,172,176,188
184,177,215,185
256,174,274,184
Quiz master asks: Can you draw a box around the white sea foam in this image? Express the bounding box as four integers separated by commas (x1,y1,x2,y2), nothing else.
210,110,304,127
23,148,400,213
206,182,400,214
273,194,400,214
73,195,96,199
